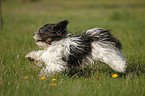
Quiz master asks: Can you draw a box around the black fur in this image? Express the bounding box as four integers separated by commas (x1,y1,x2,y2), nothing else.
82,29,122,50
98,30,122,49
37,20,68,44
65,36,92,68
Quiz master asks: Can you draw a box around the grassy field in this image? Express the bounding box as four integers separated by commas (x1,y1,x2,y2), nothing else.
0,0,145,96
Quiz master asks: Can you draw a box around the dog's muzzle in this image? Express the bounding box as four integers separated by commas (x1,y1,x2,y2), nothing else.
33,32,42,42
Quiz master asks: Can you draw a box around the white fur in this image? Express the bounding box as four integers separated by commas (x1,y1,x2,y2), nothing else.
90,42,126,72
26,28,126,75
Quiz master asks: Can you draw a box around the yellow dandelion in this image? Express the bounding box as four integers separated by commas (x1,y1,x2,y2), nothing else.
41,76,46,80
112,74,118,78
51,83,57,86
52,79,56,81
24,76,29,79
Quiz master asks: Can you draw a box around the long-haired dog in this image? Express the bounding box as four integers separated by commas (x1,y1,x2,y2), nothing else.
25,20,126,75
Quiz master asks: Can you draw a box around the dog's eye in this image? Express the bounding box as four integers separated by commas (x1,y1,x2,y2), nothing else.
45,29,49,32
39,33,42,35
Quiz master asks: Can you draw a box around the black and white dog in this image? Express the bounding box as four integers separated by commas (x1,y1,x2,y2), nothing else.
26,20,126,75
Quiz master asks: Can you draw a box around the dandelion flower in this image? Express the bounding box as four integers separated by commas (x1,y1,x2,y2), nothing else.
52,79,56,81
112,74,118,78
24,76,29,79
41,76,46,80
51,83,57,86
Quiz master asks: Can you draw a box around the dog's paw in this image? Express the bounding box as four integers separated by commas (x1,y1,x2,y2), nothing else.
25,51,36,61
26,57,34,61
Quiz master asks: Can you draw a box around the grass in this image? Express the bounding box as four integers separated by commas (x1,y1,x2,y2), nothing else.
0,0,145,96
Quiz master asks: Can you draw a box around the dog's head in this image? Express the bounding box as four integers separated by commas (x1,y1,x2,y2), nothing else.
33,20,69,48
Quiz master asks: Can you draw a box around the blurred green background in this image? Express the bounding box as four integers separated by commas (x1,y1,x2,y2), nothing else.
0,0,145,96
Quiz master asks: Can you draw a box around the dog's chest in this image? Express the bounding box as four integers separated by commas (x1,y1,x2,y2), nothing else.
40,44,65,62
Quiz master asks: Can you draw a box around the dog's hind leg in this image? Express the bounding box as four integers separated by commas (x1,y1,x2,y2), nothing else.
91,42,127,73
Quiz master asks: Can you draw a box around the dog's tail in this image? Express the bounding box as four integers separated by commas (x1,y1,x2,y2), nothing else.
82,28,122,50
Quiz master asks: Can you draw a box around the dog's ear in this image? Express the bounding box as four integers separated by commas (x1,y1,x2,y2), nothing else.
53,20,68,32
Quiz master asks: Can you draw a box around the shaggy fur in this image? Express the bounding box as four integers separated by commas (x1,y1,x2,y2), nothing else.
26,20,126,75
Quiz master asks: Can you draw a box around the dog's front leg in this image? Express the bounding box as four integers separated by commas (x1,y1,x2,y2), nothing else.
25,50,44,61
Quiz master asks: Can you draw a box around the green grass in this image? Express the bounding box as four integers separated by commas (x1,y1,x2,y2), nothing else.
0,0,145,96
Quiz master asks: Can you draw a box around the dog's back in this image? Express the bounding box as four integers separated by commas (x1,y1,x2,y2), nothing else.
63,28,126,72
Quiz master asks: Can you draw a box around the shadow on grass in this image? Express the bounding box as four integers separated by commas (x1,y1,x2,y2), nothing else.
62,63,116,78
62,59,145,78
63,67,94,78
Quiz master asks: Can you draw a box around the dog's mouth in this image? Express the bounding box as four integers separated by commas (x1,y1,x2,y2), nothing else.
35,39,41,42
35,39,52,45
35,39,46,42
35,39,45,42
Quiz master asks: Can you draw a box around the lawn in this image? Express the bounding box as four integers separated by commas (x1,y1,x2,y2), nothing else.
0,0,145,96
